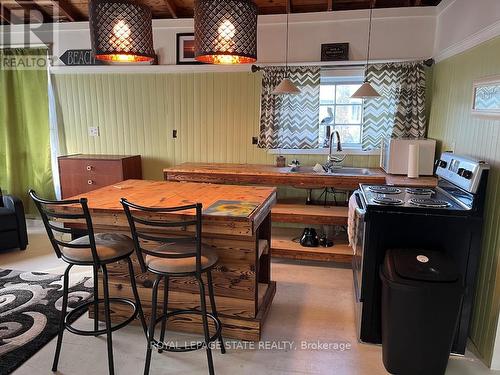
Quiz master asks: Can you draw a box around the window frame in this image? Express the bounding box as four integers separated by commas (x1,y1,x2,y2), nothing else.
319,77,365,149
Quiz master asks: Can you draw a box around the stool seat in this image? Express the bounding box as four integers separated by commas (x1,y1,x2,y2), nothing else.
62,233,134,263
146,242,218,274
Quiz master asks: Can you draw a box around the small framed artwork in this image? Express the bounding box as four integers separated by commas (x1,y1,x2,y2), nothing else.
176,33,202,65
321,43,349,61
472,75,500,118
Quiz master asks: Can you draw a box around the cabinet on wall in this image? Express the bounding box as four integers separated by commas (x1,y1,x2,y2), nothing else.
58,154,142,198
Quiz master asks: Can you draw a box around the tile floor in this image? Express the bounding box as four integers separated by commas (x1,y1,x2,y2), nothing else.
1,220,498,375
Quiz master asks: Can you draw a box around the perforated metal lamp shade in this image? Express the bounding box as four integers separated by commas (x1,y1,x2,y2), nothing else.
194,0,258,64
89,0,155,63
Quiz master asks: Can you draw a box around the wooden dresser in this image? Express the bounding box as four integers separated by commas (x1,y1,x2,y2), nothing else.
58,154,142,198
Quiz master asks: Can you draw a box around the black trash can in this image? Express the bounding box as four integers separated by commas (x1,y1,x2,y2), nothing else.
380,249,464,375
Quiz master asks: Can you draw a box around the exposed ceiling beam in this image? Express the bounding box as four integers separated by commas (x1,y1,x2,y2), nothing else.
51,0,77,21
286,0,292,13
0,4,12,23
414,0,422,5
163,0,177,18
327,0,333,11
16,0,48,22
1,1,27,23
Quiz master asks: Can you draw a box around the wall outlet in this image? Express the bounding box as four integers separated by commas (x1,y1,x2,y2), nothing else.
252,136,258,145
88,126,100,137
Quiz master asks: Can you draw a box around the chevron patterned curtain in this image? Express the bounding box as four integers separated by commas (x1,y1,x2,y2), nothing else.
258,66,320,149
362,62,426,150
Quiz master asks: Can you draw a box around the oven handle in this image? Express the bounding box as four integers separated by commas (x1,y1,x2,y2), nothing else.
354,191,366,216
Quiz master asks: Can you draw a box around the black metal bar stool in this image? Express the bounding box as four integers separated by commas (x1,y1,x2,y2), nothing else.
29,190,147,375
121,198,225,375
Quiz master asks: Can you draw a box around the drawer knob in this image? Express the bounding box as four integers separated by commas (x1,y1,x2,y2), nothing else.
86,165,93,171
87,180,93,185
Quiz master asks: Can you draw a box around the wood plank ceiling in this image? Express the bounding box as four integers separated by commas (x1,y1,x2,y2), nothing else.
0,0,442,25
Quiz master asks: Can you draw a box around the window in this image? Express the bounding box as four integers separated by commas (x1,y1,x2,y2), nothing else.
319,76,363,148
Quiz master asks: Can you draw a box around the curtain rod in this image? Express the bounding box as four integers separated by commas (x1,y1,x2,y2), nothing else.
251,58,434,72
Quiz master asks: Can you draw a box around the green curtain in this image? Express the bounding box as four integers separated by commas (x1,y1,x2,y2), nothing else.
0,48,54,212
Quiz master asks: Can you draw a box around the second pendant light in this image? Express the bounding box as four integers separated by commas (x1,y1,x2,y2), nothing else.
351,5,381,99
273,12,300,95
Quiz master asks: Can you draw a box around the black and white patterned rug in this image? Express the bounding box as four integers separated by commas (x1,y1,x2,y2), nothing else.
0,268,93,374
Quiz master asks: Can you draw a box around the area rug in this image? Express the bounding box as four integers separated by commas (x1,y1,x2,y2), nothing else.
0,268,93,374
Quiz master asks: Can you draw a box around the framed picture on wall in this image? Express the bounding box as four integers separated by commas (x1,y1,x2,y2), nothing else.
176,33,202,65
471,75,500,118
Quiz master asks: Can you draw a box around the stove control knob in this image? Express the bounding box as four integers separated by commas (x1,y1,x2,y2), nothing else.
457,168,465,176
462,170,473,179
437,159,447,168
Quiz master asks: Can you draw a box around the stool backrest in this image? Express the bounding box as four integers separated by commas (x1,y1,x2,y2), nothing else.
120,198,202,274
29,190,100,265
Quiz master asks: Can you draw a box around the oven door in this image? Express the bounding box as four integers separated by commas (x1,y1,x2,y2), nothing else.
351,191,367,340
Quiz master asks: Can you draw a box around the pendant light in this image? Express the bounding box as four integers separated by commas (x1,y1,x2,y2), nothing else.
89,0,155,63
272,11,300,95
351,5,381,99
194,0,258,64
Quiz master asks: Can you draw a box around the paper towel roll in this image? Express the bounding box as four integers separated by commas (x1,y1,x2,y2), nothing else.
408,143,420,178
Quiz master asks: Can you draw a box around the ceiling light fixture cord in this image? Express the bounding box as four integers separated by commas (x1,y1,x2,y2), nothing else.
365,5,373,78
285,12,289,77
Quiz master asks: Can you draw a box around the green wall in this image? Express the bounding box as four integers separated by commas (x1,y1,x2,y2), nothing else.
427,37,500,365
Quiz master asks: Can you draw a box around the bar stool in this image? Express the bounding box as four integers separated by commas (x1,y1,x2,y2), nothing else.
29,190,147,375
120,198,225,375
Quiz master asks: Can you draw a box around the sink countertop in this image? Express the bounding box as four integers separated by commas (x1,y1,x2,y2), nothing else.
164,163,387,190
164,163,437,189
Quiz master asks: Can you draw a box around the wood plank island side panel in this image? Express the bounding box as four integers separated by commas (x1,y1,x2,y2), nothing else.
106,251,258,302
89,281,276,341
96,279,260,319
91,281,277,342
64,225,265,300
91,225,263,300
164,163,387,190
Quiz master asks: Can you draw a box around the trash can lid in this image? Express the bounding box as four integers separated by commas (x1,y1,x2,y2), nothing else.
387,249,460,283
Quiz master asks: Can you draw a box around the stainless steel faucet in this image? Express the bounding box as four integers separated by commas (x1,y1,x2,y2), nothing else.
325,130,346,170
328,130,343,160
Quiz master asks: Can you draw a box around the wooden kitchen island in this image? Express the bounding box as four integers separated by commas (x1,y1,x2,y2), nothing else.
61,179,277,341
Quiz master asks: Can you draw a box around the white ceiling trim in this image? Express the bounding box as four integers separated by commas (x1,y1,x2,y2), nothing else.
434,19,500,63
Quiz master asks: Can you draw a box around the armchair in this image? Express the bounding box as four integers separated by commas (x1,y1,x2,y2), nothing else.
0,189,28,250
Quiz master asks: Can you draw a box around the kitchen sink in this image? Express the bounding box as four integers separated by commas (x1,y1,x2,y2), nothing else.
324,167,374,176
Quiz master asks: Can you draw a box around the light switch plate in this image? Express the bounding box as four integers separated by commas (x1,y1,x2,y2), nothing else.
88,126,100,137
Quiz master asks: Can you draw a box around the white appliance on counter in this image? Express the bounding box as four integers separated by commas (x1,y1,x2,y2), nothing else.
380,138,436,175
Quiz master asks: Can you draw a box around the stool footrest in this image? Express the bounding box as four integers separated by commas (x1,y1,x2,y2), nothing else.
65,298,137,336
152,309,223,353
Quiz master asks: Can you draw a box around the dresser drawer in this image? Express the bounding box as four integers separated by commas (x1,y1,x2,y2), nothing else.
59,155,142,198
85,160,124,180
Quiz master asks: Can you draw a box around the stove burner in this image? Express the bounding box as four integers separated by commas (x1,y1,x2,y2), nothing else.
406,188,434,195
368,186,401,194
373,197,404,206
409,198,451,208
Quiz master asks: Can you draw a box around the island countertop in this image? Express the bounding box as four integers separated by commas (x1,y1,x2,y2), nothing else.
63,179,277,236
